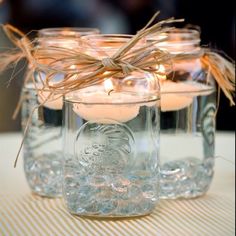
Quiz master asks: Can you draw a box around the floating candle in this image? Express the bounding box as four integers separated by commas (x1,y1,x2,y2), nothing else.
157,65,213,111
160,80,214,111
72,79,140,123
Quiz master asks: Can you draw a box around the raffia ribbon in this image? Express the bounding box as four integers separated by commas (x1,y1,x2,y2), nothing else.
0,24,32,72
30,15,183,95
1,12,184,166
201,50,235,106
1,16,234,103
0,12,235,166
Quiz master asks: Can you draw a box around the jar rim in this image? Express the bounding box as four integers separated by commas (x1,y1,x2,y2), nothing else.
81,34,137,45
148,28,200,41
163,28,200,44
148,28,201,54
162,28,200,37
38,27,100,38
81,34,145,53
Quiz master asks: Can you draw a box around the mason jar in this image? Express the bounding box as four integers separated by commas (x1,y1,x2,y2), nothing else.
150,29,217,198
63,35,160,217
22,27,100,197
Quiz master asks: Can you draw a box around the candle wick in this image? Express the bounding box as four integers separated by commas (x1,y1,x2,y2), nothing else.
108,89,114,96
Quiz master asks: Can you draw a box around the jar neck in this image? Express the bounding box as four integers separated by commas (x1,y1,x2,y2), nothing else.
81,34,145,57
38,27,100,38
37,27,100,48
150,28,201,55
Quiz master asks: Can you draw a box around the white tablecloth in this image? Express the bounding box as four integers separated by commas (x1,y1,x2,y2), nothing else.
0,132,235,236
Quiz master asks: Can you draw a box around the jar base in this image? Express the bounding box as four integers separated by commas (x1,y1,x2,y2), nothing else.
31,191,62,198
68,209,155,220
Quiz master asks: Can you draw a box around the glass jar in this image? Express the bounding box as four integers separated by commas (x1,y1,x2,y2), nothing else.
63,35,160,217
22,28,100,198
150,29,216,199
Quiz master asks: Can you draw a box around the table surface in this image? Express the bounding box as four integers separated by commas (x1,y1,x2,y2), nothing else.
0,132,235,236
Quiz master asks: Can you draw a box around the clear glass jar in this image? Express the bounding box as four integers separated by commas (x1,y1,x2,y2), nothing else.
63,35,160,217
150,29,216,199
22,28,100,198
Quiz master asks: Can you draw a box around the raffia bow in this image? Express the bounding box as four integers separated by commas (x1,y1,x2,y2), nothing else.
0,12,235,167
1,12,178,82
29,13,183,95
1,12,184,166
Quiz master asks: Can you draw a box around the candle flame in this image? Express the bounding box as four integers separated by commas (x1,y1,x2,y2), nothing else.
68,65,78,81
69,65,77,70
104,79,114,94
156,64,166,80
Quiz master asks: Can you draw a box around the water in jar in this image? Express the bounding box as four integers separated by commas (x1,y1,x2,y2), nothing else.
22,84,63,197
160,89,216,198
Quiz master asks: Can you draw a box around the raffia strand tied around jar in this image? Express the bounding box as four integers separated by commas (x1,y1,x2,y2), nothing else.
0,12,186,166
1,12,234,104
0,11,235,167
200,50,235,106
1,12,177,89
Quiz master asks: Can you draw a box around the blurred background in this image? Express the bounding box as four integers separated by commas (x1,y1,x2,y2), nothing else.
0,0,235,132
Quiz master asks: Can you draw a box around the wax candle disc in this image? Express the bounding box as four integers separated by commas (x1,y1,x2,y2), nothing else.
73,104,139,124
161,94,193,111
160,80,214,111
